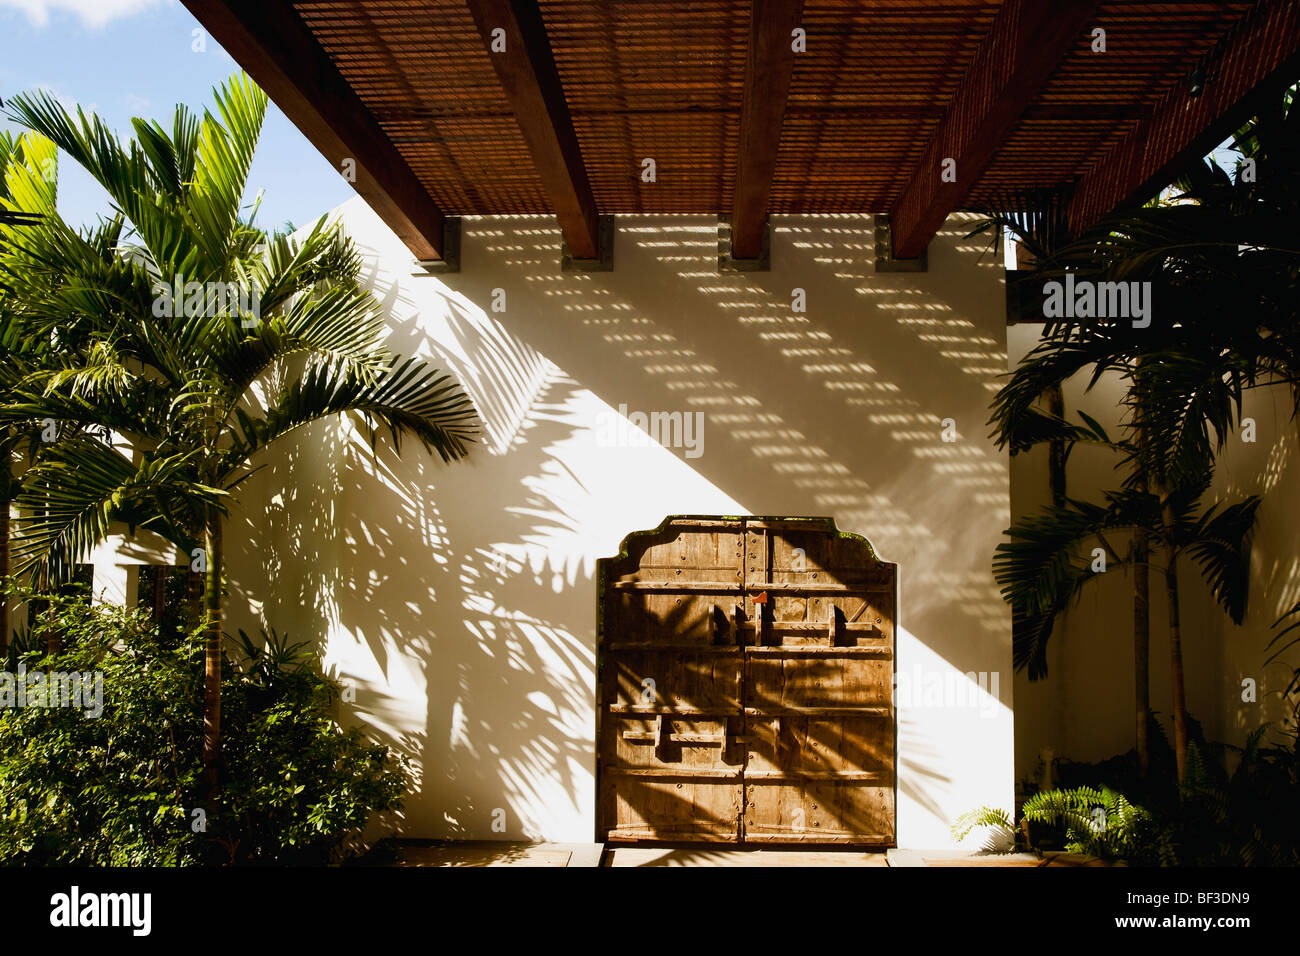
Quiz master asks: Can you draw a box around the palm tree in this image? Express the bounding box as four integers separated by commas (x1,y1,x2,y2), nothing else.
992,409,1257,653
972,192,1167,774
0,130,62,654
985,85,1300,777
0,74,479,802
991,255,1270,781
984,83,1300,780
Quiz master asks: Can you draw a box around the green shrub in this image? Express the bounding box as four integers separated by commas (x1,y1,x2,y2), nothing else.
0,597,201,865
0,593,409,866
1027,715,1300,866
216,628,411,865
954,704,1300,866
1157,730,1300,866
1022,785,1172,864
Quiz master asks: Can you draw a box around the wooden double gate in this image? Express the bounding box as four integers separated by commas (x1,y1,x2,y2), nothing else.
596,516,896,845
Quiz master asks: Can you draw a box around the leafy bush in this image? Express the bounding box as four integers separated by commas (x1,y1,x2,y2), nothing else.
216,628,411,865
0,593,409,866
1154,730,1299,866
1018,711,1300,865
954,702,1300,866
0,597,200,865
1022,786,1171,864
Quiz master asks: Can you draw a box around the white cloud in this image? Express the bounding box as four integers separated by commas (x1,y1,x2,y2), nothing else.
0,0,166,29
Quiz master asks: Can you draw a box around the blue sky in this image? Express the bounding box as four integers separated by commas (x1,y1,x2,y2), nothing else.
0,0,352,231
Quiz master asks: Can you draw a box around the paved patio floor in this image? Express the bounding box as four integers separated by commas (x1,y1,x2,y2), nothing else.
603,847,888,867
391,842,1103,867
396,842,603,867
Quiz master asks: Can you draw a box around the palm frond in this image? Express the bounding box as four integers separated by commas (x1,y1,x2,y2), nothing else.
1180,498,1259,624
12,438,225,583
224,356,478,475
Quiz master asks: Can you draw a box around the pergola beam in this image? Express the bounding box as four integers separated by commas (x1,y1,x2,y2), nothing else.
1066,0,1300,235
466,0,601,260
180,0,448,261
730,0,805,261
889,0,1101,260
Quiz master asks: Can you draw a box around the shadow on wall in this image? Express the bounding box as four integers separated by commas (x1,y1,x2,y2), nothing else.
230,338,608,840
226,205,1012,845
1207,385,1300,744
448,216,1010,663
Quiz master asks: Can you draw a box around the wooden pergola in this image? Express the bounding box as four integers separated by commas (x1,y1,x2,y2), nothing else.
183,0,1300,267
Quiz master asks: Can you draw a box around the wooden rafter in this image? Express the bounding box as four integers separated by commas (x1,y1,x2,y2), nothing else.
179,0,448,260
730,0,805,260
1066,0,1300,235
888,0,1102,260
180,1,1287,255
466,0,601,259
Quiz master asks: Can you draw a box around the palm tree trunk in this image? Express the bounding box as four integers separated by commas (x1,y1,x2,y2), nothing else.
1131,385,1151,778
1162,500,1189,782
201,508,224,803
0,462,9,657
153,566,167,627
1046,383,1067,506
1133,523,1151,777
188,570,202,626
36,566,60,657
44,607,59,656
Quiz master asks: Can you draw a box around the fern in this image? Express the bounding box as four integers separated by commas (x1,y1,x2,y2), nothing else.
950,806,1016,851
1022,785,1171,863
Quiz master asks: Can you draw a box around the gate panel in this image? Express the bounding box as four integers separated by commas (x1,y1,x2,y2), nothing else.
743,656,895,844
603,707,743,842
597,516,895,846
597,519,745,842
740,519,896,846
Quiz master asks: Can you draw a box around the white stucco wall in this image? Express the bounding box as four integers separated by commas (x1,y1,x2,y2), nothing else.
215,199,1013,848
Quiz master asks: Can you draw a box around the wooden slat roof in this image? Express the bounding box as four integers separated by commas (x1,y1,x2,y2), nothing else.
192,0,1300,260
